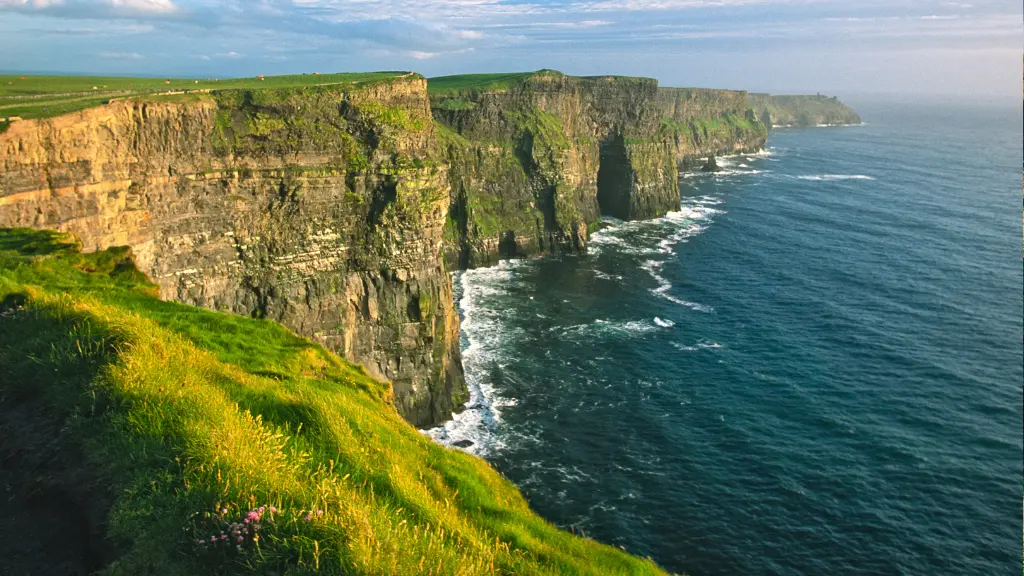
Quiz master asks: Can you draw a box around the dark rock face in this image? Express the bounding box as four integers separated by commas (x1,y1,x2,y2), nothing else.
0,71,773,427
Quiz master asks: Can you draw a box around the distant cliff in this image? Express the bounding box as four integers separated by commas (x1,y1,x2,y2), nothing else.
657,87,769,168
748,93,861,127
1,70,769,426
431,71,767,268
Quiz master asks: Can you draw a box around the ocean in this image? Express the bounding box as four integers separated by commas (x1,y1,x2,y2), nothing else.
427,100,1024,575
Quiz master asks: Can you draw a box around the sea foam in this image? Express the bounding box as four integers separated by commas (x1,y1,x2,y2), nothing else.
795,174,875,181
424,262,523,455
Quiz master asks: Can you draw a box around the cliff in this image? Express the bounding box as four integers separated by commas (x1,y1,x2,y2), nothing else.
432,71,767,268
656,87,769,169
0,71,770,427
0,75,466,428
747,93,861,127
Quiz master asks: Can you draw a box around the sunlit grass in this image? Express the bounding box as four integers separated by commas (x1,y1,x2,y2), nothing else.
0,72,411,120
0,228,669,575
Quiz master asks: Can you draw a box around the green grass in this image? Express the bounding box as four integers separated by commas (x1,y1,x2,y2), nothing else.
427,72,547,95
0,72,412,120
0,227,669,576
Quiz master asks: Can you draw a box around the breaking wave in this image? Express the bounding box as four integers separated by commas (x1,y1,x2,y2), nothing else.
424,262,524,456
795,174,875,181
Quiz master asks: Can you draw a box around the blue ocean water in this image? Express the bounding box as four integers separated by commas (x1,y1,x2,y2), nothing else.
427,101,1024,575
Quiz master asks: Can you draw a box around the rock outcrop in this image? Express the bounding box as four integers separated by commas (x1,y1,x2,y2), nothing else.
0,76,466,428
747,93,861,127
0,70,774,426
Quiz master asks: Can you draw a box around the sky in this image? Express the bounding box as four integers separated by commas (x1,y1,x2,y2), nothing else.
0,0,1021,98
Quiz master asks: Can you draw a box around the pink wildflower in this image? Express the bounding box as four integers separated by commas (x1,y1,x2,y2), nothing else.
236,536,244,543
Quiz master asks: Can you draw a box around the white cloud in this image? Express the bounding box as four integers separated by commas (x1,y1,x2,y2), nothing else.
98,50,145,59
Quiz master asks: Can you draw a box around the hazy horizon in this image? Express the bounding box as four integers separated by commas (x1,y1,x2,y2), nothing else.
1,0,1021,99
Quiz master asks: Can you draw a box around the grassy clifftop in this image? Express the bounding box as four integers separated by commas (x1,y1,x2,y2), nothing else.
0,72,412,122
0,228,667,576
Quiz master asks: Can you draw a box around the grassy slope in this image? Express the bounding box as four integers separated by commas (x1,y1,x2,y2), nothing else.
0,228,667,576
0,72,410,120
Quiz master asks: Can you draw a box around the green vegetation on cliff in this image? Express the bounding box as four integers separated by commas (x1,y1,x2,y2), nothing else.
0,228,666,576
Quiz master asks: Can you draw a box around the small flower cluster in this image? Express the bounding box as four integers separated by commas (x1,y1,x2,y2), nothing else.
304,509,324,522
0,305,24,320
196,505,277,553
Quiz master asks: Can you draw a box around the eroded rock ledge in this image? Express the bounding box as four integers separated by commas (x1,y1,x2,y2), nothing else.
0,71,772,426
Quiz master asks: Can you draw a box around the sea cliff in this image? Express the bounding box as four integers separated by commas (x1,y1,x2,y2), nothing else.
0,75,465,427
747,93,861,127
432,71,767,268
0,70,773,426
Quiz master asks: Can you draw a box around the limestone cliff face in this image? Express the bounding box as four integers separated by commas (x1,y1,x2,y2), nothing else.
0,77,466,428
433,74,768,267
747,93,861,127
656,87,769,168
433,72,671,267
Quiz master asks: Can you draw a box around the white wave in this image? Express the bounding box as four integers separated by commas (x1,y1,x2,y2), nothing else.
589,199,719,258
640,259,713,312
424,261,523,455
715,169,764,177
654,317,675,328
672,339,722,352
557,318,661,338
592,270,624,281
795,174,875,181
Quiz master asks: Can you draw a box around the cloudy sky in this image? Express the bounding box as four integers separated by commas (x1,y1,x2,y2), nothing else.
0,0,1020,97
